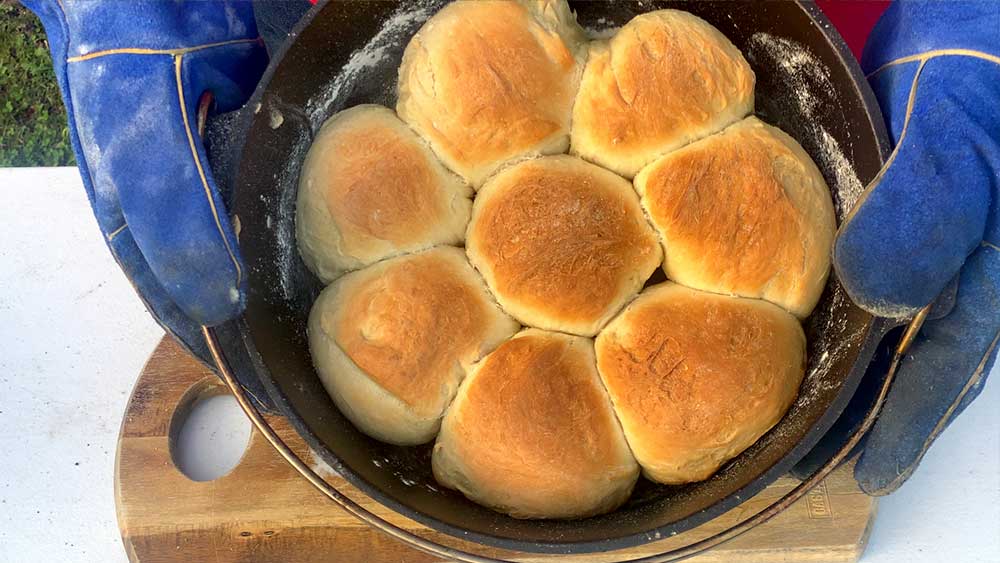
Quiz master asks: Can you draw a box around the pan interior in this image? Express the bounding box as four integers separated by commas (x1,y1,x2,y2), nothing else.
233,0,886,552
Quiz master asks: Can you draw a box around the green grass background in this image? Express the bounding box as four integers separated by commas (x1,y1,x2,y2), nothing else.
0,1,75,166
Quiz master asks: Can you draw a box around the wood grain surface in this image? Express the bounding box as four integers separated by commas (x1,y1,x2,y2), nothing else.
116,338,876,563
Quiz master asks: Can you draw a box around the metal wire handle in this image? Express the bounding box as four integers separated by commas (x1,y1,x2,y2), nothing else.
203,305,928,563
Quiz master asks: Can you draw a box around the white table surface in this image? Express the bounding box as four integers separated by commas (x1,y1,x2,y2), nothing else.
0,167,997,563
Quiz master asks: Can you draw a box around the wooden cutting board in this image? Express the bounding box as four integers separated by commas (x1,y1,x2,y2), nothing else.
115,338,876,563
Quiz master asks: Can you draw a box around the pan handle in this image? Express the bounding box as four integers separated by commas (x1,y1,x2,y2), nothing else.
203,309,928,562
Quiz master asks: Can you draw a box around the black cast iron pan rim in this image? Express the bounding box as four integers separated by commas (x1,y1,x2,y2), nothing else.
220,0,895,556
208,311,916,563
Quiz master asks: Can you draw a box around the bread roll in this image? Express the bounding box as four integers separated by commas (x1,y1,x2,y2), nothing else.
433,329,639,519
595,283,805,484
308,247,519,445
397,0,586,187
296,105,472,283
571,10,754,178
634,117,836,318
466,155,661,336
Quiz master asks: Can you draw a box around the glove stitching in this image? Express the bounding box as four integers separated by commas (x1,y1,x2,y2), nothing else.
876,328,1000,492
106,223,127,242
65,37,263,64
61,35,261,314
174,54,243,294
866,48,1000,79
839,58,927,227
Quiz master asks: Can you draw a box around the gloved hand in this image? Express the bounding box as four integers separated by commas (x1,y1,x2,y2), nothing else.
23,0,268,361
832,1,999,494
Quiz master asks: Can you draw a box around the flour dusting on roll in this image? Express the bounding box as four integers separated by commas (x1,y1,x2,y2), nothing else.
466,155,661,336
308,247,519,445
296,105,472,283
571,9,755,178
397,0,587,187
595,283,805,484
635,117,836,318
293,1,836,519
433,329,639,519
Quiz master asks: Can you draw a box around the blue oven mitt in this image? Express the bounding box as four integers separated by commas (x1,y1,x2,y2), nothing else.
23,0,268,361
831,1,999,494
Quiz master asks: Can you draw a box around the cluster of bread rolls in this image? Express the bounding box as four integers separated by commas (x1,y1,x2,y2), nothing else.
297,0,835,520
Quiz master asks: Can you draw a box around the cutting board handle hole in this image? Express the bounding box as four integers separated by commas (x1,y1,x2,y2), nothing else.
168,378,252,482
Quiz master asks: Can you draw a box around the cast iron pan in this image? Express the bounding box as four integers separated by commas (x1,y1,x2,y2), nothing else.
213,0,893,555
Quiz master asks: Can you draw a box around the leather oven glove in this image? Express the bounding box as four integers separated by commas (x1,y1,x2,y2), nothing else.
26,1,996,495
809,1,999,495
23,0,268,362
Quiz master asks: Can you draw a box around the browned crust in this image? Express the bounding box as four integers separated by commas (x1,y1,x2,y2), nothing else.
397,1,585,186
433,330,638,518
467,156,661,336
296,105,471,282
322,121,447,243
329,248,515,413
571,10,754,178
595,283,805,484
635,117,836,318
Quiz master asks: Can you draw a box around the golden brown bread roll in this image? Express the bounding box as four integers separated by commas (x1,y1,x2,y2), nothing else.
433,329,639,519
307,247,519,445
466,155,661,336
634,117,836,318
595,282,805,484
571,9,755,179
397,0,586,187
296,104,472,283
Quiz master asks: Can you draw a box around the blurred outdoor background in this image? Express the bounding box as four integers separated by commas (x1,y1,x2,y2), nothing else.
0,0,74,166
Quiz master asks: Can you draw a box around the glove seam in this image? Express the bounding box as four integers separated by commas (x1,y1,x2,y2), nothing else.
106,223,127,241
173,54,243,292
870,328,1000,493
839,59,927,228
65,37,263,64
867,48,1000,79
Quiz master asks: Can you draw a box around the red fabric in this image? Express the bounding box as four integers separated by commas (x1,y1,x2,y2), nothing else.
300,1,888,60
815,0,891,60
